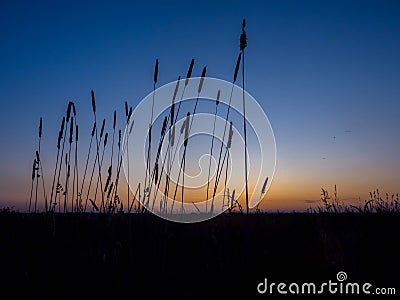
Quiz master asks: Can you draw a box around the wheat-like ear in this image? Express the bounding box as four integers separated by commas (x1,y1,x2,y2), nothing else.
170,126,175,146
161,116,168,136
113,110,116,130
69,117,74,144
240,19,247,51
198,66,207,94
104,166,112,192
261,177,268,194
32,159,37,181
234,53,241,82
91,90,96,114
57,117,66,149
66,101,73,122
104,132,108,147
39,117,42,138
60,116,65,135
72,102,76,116
154,58,159,84
128,107,133,123
75,125,79,142
100,119,106,139
118,129,121,148
107,182,113,199
216,90,220,106
185,58,195,86
125,101,128,118
180,119,186,134
184,112,190,146
172,76,180,104
227,121,234,149
154,163,159,184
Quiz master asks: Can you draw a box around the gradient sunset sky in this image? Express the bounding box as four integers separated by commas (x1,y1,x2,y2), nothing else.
0,0,399,211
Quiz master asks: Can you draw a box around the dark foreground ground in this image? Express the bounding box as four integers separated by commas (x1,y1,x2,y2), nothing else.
0,212,399,298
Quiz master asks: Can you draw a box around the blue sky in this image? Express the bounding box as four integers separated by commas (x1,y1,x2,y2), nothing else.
0,0,399,210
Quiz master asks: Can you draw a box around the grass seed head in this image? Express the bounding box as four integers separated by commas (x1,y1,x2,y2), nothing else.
100,119,106,139
91,90,96,114
69,117,74,144
154,58,159,84
240,19,247,51
39,117,42,138
104,132,108,147
198,66,207,94
185,58,195,86
172,76,180,104
125,101,128,118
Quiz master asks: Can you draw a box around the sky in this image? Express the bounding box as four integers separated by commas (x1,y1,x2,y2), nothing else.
0,0,399,211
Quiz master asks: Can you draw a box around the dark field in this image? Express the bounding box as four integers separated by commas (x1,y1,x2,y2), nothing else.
0,212,399,298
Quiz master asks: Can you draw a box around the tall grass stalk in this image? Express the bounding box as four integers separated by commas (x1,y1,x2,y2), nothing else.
240,19,249,214
167,67,206,212
171,113,190,213
63,116,74,212
113,129,123,212
81,122,96,211
154,60,193,213
32,117,46,212
144,59,159,208
125,104,133,212
211,121,233,213
211,53,241,211
94,119,106,211
28,158,36,213
148,116,168,211
162,77,180,213
49,116,65,211
91,91,106,213
72,124,79,212
206,90,220,213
